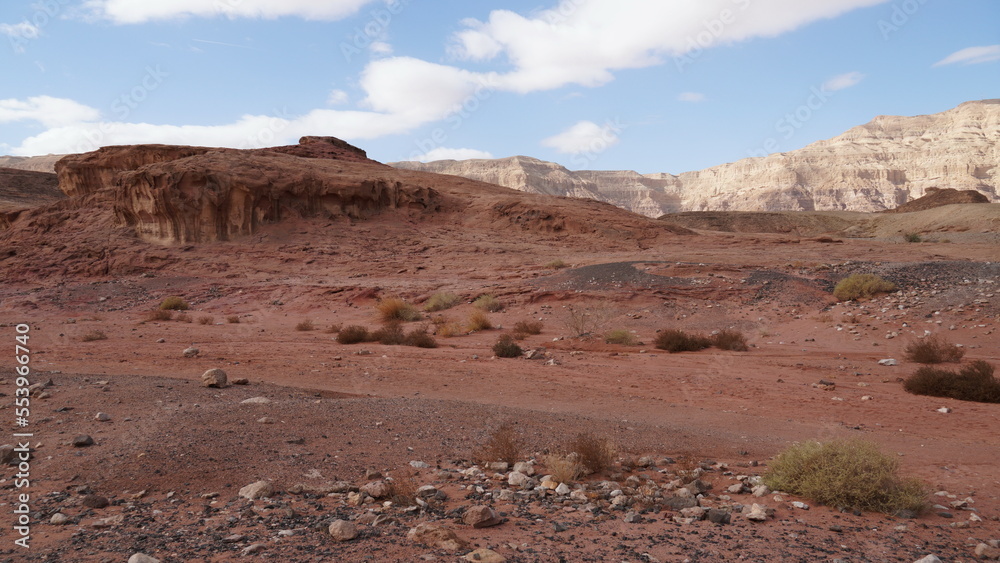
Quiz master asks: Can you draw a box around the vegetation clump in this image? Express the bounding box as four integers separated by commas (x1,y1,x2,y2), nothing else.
512,320,544,339
403,326,438,348
159,296,190,311
473,294,504,312
544,454,585,484
473,423,523,465
903,361,999,403
763,438,927,515
376,298,421,322
424,292,461,312
604,329,636,345
654,329,712,353
493,334,523,358
712,329,749,351
336,325,371,344
467,310,493,332
81,330,108,342
832,274,897,301
903,334,965,364
567,433,616,475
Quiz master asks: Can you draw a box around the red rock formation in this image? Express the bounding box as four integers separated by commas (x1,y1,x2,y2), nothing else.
883,187,990,213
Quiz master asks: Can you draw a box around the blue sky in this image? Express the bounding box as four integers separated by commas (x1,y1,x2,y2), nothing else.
1,0,997,173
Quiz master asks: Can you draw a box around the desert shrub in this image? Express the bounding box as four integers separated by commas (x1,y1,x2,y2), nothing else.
903,334,965,364
176,313,193,323
568,433,616,475
903,361,1000,403
544,454,585,484
473,294,503,312
325,323,342,334
385,476,418,506
512,320,544,339
159,296,190,311
832,274,897,301
197,316,213,325
437,320,466,338
376,298,421,322
404,326,438,348
604,329,636,345
467,310,493,332
81,330,108,342
336,325,371,344
545,259,568,269
227,315,240,324
493,334,523,358
147,310,173,322
904,233,922,243
563,303,615,337
654,329,712,353
473,423,523,465
764,439,927,515
372,322,405,345
294,319,314,332
424,292,461,312
712,329,749,351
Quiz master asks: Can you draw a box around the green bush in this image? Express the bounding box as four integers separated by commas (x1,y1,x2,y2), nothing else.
654,329,712,353
336,325,371,344
903,335,965,364
604,329,636,345
424,292,461,312
159,296,190,311
474,294,504,312
904,233,922,243
832,274,897,301
493,334,523,358
903,361,999,403
763,439,927,515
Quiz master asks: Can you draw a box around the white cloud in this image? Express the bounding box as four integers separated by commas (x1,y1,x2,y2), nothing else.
369,41,393,56
408,147,494,162
83,0,378,24
541,120,620,154
0,96,101,128
359,57,495,122
327,89,349,105
677,92,706,102
451,0,887,93
0,21,40,39
933,45,1000,67
821,71,865,92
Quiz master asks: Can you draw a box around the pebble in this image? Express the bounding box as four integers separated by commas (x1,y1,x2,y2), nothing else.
200,368,228,388
72,435,95,447
128,555,161,563
94,412,111,422
50,513,69,525
328,519,357,541
239,480,274,500
182,347,199,358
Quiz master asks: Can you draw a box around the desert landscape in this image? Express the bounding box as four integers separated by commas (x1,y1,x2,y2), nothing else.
0,99,998,563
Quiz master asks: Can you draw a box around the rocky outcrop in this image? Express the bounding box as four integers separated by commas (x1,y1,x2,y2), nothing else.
0,155,63,173
0,167,63,213
391,99,1000,215
56,145,213,198
883,187,989,213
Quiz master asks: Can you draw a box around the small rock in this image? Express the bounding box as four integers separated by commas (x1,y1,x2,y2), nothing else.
182,347,199,358
812,380,836,391
751,485,770,497
155,338,165,343
410,460,430,469
72,435,95,447
407,522,469,551
50,513,69,525
744,503,769,522
241,396,271,404
792,501,810,510
912,556,941,563
463,505,502,528
128,554,161,563
680,507,706,520
242,544,266,556
94,412,111,422
90,514,124,528
464,548,506,563
328,519,357,541
512,461,535,476
877,359,898,366
361,480,389,499
0,445,15,464
201,368,228,388
508,471,530,488
975,543,1000,560
238,480,274,500
937,407,952,414
623,511,643,523
707,508,731,525
231,378,250,385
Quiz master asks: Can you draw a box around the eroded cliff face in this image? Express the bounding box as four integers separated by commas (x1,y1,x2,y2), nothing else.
52,137,438,244
391,100,1000,216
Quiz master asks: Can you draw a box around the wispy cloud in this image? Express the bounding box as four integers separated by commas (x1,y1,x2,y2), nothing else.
677,92,706,103
541,120,620,154
82,0,379,24
192,38,261,51
933,45,1000,67
407,147,494,162
822,71,865,92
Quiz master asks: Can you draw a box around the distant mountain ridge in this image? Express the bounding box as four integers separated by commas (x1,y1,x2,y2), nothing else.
391,99,1000,216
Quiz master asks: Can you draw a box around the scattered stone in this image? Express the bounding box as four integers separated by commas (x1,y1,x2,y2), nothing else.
407,522,468,551
182,347,199,358
464,548,506,563
975,543,1000,560
258,416,275,424
200,368,227,388
751,485,770,497
238,480,274,500
361,480,389,499
72,435,95,447
82,494,109,508
937,407,952,414
242,544,266,556
707,508,731,525
463,505,502,528
410,460,430,469
231,378,250,385
555,483,571,495
508,471,530,488
128,554,161,563
94,412,111,422
680,507,706,521
50,513,69,525
0,444,15,464
241,396,271,404
812,380,836,391
912,556,941,563
792,501,810,510
155,338,165,343
90,514,124,528
328,519,357,541
512,461,535,476
877,359,898,366
744,504,770,522
623,511,643,523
